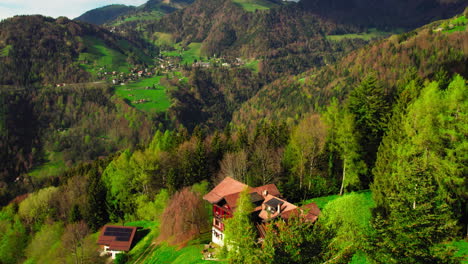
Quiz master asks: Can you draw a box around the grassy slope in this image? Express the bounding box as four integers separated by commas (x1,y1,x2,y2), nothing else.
161,42,202,64
452,240,468,263
327,28,402,41
111,11,166,26
444,15,467,33
144,244,214,264
28,152,66,179
114,76,171,113
231,0,277,12
122,220,222,264
78,36,153,76
153,32,175,46
244,60,259,72
79,36,131,74
0,45,12,57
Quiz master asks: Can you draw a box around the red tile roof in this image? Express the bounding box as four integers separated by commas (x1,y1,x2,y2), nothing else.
97,225,137,251
252,184,281,197
258,194,297,220
280,202,321,223
203,177,247,204
302,202,321,222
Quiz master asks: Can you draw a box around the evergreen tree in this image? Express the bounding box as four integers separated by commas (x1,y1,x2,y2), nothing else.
224,188,259,263
348,74,390,187
85,167,109,231
262,214,319,264
324,100,366,195
370,77,467,263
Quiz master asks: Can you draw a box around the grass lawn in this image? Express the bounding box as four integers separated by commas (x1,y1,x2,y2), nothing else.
232,0,277,12
327,28,401,41
301,193,341,209
452,240,468,263
114,76,171,113
28,152,66,179
144,244,219,264
301,190,372,210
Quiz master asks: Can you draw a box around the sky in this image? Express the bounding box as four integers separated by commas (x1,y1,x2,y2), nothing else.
0,0,148,20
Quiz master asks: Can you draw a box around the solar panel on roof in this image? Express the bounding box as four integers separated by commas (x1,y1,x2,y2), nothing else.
104,227,133,237
116,235,131,242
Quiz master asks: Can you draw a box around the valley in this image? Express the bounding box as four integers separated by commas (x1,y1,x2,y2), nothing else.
0,1,467,264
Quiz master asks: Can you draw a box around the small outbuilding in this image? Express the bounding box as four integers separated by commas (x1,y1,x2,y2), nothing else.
97,225,137,259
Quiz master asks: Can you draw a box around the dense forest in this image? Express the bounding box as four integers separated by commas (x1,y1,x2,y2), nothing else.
0,1,467,264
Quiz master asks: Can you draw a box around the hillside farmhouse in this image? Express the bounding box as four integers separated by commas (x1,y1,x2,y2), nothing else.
203,177,320,246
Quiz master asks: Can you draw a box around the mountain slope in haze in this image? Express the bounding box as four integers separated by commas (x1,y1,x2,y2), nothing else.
74,4,136,25
143,0,466,78
0,15,153,86
144,0,365,78
149,0,466,54
300,0,467,29
233,12,468,126
75,0,195,26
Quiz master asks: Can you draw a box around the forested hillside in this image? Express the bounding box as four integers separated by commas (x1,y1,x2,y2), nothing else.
75,5,137,25
0,15,154,86
0,1,467,264
300,0,467,29
233,15,468,126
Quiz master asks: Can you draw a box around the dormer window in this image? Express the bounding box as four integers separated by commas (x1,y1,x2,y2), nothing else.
264,198,284,215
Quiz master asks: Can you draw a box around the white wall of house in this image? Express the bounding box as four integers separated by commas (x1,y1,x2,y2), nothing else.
103,246,123,259
212,226,224,246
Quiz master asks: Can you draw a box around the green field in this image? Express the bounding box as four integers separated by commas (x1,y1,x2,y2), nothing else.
144,244,218,264
122,220,222,264
79,36,132,74
302,190,373,210
112,11,166,26
114,76,171,113
0,45,12,57
244,60,259,72
28,152,66,179
154,32,175,47
452,240,468,263
232,0,277,12
443,15,467,33
161,42,202,64
327,28,401,41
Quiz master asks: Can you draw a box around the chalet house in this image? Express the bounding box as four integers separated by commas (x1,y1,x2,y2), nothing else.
203,177,320,246
97,225,137,259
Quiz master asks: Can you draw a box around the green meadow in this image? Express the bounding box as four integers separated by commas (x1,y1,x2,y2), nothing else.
0,45,12,57
28,152,66,179
161,42,202,64
327,28,401,41
112,11,166,26
232,0,277,12
154,32,175,47
79,36,131,74
78,36,152,75
114,76,171,113
244,59,259,72
444,15,467,33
